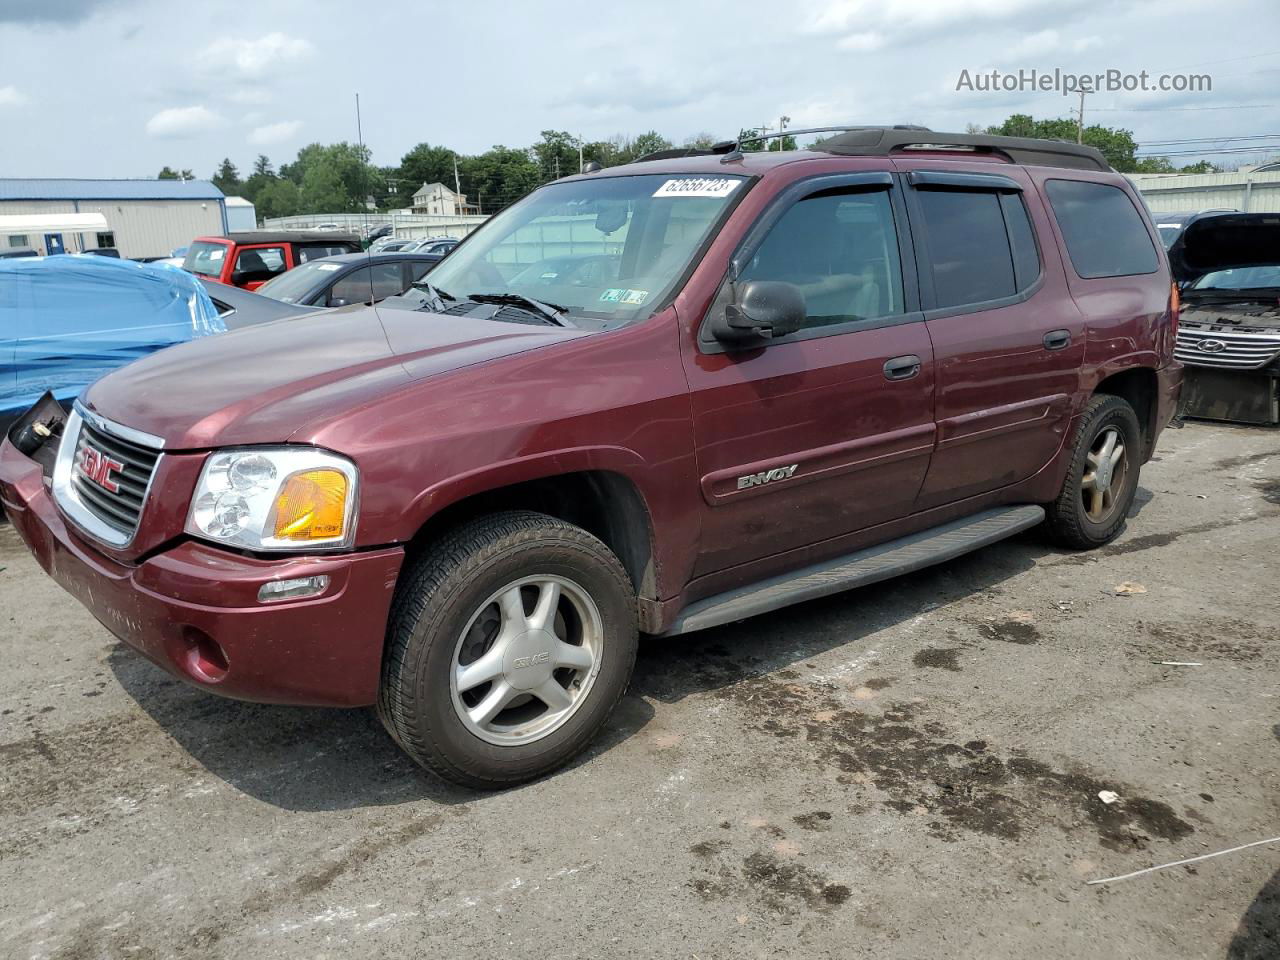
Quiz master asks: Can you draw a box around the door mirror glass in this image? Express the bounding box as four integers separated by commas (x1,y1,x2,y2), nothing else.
711,279,806,344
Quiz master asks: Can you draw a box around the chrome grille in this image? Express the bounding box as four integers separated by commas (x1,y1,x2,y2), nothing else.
1174,327,1280,370
69,419,161,538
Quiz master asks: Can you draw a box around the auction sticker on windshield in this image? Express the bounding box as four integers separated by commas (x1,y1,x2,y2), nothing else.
652,178,741,199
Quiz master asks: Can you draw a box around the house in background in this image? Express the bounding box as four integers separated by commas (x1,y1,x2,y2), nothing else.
411,182,480,216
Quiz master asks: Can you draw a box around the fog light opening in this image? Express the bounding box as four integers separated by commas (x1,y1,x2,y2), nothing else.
184,631,229,683
258,575,330,604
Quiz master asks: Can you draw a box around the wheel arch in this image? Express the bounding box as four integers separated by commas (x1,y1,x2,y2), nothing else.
402,459,661,603
1093,365,1159,461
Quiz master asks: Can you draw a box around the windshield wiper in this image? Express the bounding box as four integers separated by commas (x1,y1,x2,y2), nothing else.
466,292,568,326
409,280,457,312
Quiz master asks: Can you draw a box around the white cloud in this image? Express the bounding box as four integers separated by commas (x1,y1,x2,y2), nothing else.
836,31,884,51
1008,28,1061,58
1072,35,1103,52
248,120,303,145
0,85,28,107
200,32,313,79
145,105,225,138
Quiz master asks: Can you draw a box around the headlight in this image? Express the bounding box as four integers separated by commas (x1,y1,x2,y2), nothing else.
185,447,359,551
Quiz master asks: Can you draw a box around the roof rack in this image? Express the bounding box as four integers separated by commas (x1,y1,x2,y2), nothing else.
709,125,1110,172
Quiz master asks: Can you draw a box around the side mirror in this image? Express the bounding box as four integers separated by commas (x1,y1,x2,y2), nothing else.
710,280,806,345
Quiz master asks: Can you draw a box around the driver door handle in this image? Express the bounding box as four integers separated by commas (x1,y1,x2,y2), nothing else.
884,355,922,381
1043,329,1071,351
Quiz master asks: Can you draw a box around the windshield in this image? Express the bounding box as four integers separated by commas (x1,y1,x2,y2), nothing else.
1190,265,1280,291
421,173,747,325
183,240,230,278
257,259,342,302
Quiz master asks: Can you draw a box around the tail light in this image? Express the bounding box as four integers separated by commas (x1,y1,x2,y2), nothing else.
1169,282,1180,333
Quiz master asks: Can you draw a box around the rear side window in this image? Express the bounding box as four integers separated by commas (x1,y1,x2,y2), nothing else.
1045,179,1158,279
233,246,286,284
328,262,405,305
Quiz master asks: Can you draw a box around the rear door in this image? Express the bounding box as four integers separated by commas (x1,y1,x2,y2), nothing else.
323,261,407,306
895,162,1085,509
682,173,936,577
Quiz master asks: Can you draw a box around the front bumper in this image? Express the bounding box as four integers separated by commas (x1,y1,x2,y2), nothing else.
1,436,404,706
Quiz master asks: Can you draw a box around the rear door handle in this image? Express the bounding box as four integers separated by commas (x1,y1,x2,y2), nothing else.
883,355,922,381
1043,329,1071,351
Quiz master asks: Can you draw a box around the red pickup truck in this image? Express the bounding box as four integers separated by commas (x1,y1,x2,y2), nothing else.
1,128,1182,788
182,231,361,290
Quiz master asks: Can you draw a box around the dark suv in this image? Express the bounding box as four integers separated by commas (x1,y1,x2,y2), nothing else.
1,128,1182,788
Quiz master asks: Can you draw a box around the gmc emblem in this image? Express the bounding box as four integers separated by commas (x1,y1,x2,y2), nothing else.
78,444,124,494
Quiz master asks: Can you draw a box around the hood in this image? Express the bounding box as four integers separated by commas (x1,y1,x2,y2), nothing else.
83,303,589,448
1168,213,1280,284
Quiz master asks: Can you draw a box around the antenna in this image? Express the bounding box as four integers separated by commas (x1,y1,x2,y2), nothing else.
356,92,374,306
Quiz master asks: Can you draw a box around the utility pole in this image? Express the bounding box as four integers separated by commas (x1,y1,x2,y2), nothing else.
1076,90,1086,144
778,114,791,151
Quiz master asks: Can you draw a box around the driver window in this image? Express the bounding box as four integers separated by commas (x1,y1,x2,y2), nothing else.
739,188,905,329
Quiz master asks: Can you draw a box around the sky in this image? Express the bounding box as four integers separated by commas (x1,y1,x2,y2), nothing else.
1,0,1278,180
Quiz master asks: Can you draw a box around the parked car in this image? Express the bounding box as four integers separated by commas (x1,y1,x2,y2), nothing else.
1170,212,1280,424
0,248,38,258
364,223,393,242
199,279,326,330
0,128,1181,789
255,252,442,307
370,237,413,253
182,232,361,290
0,255,222,435
78,248,121,258
314,222,343,232
402,236,459,256
1151,209,1237,249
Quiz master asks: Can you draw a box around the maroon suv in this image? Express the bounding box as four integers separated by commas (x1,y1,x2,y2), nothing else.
0,128,1182,788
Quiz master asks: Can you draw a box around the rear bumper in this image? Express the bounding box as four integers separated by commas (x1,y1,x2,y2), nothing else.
1,436,404,706
1152,361,1185,455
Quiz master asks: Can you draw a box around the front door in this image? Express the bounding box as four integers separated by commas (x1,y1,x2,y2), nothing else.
682,175,936,580
44,233,64,256
230,244,290,290
894,162,1085,509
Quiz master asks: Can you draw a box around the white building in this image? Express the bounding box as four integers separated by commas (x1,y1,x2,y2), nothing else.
1130,169,1280,214
223,196,257,231
0,178,228,259
411,181,479,216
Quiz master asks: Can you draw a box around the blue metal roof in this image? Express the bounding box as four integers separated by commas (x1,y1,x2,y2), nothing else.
0,178,225,201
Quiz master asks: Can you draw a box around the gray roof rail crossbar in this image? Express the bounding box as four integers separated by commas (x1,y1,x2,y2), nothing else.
815,127,1110,171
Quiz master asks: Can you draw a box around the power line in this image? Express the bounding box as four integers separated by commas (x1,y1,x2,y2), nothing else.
1138,134,1280,145
1136,144,1280,157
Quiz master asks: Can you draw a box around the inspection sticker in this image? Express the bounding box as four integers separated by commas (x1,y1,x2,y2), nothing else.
621,289,649,304
652,177,741,199
600,288,625,302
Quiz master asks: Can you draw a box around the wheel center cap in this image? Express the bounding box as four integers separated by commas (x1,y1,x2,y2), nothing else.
503,629,557,691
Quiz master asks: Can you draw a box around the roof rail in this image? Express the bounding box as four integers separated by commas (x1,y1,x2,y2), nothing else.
708,125,1110,172
631,146,719,164
813,126,1110,171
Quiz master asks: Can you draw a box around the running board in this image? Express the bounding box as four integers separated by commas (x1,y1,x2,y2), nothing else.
660,505,1045,636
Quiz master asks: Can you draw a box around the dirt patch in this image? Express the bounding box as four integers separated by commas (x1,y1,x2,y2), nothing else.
979,619,1040,645
1255,480,1280,505
793,811,834,831
1133,620,1269,664
1215,450,1279,471
913,648,961,671
717,671,1196,852
690,846,851,912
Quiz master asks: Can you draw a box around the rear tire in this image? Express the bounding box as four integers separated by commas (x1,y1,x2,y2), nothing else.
1043,394,1142,549
377,511,637,789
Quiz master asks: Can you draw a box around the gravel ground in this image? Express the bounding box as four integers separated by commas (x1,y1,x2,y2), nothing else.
1,420,1278,960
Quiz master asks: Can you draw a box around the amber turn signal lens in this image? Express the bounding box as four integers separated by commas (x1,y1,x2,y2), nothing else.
273,469,348,541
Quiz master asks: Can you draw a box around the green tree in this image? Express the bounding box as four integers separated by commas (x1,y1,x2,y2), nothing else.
300,159,351,213
211,157,241,195
253,177,301,220
986,114,1141,171
532,130,581,180
252,154,273,177
461,145,541,213
157,166,194,180
396,142,459,206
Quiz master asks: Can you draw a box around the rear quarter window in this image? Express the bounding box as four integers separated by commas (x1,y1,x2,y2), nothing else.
1045,179,1158,279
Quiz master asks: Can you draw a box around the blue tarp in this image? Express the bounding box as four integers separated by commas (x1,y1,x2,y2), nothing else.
0,255,225,418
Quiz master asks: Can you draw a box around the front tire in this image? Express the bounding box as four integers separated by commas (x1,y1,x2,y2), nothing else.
377,511,637,788
1043,394,1142,549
